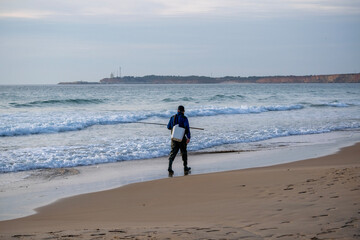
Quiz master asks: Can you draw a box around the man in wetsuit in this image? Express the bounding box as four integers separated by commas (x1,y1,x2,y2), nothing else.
167,105,191,176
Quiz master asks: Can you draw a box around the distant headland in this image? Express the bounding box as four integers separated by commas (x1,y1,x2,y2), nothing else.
58,73,360,84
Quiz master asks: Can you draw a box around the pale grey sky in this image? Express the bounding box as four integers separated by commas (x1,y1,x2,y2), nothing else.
0,0,359,84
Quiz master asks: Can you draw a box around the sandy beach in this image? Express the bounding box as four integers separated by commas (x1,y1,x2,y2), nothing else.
0,142,359,239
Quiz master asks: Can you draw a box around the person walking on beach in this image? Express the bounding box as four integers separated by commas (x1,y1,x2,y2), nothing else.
167,105,191,176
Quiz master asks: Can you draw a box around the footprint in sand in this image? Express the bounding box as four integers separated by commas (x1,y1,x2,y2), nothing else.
276,234,294,238
244,223,259,228
259,227,278,231
90,233,106,236
194,227,211,231
312,214,328,218
12,234,36,238
108,229,126,233
61,234,81,238
284,184,294,190
326,207,336,211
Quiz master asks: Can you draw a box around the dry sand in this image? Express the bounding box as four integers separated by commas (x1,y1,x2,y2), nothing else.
0,143,359,240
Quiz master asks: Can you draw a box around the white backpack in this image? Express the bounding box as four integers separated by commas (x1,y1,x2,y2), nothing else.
171,115,185,142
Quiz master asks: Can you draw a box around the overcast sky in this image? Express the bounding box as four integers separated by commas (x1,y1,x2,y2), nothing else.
0,0,360,84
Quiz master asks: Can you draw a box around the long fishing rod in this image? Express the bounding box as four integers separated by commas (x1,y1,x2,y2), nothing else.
137,122,205,131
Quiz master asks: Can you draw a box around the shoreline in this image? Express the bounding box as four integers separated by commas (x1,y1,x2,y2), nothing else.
0,130,360,222
0,139,359,239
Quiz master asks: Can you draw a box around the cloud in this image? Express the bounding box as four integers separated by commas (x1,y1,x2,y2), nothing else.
153,0,223,16
0,0,359,20
289,0,360,15
0,10,57,19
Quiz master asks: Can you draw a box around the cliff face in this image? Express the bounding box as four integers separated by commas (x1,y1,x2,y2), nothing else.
99,73,360,84
255,74,360,83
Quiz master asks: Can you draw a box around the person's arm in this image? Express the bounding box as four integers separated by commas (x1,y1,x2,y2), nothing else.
167,116,173,130
184,118,191,143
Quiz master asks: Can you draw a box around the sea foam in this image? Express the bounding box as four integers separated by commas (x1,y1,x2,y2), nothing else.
1,123,359,173
0,104,304,137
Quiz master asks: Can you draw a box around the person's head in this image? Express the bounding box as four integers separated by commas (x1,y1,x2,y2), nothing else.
178,105,185,113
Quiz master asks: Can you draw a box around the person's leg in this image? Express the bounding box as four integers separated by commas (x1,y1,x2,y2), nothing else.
168,140,180,172
179,139,189,171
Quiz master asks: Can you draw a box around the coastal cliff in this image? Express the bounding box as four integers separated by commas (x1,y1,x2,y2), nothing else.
59,73,360,84
255,74,360,83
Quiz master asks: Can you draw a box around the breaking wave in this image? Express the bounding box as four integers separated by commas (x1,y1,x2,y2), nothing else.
162,97,195,102
0,104,304,137
209,94,245,101
9,98,106,108
310,101,351,108
1,123,359,173
185,105,303,117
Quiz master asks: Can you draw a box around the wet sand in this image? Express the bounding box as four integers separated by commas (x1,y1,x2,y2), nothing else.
0,143,359,239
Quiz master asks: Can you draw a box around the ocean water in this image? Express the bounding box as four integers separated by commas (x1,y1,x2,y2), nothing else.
1,83,360,173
